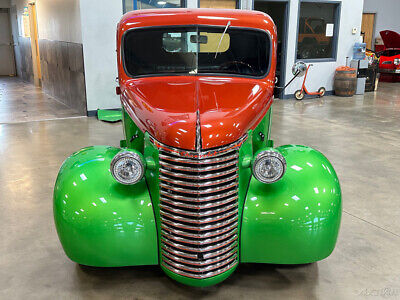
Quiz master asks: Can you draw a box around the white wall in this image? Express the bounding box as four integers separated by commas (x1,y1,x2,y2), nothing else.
363,0,400,41
10,0,28,35
0,0,10,8
36,0,82,43
80,0,123,111
242,0,363,95
186,0,197,8
11,0,81,43
283,0,364,95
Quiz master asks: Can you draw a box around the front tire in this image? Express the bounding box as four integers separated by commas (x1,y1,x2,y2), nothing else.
295,90,305,101
318,87,326,97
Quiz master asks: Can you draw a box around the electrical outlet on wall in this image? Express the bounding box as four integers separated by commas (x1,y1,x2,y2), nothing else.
352,27,358,35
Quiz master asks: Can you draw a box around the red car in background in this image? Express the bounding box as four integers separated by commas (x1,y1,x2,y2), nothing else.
379,30,400,81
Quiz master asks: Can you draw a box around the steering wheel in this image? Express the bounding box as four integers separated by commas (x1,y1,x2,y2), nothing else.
219,61,255,73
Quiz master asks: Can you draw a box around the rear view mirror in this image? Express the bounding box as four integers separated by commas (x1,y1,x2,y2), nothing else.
190,35,208,44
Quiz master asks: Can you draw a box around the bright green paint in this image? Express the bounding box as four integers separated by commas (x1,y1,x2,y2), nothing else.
252,109,272,153
54,107,342,285
122,108,145,152
161,265,238,287
143,132,162,265
53,146,158,267
241,144,342,263
97,109,122,123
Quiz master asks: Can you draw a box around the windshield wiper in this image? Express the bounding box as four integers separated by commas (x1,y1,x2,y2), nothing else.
214,21,231,59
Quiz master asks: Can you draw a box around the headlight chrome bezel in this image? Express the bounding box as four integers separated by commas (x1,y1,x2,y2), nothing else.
110,151,145,185
252,150,286,184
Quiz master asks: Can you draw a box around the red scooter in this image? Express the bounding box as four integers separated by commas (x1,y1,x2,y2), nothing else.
294,63,326,101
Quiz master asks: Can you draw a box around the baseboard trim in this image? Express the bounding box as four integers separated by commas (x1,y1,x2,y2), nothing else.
87,110,97,117
87,108,121,117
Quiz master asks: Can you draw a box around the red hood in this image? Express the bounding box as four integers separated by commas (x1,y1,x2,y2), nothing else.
380,30,400,49
121,76,274,150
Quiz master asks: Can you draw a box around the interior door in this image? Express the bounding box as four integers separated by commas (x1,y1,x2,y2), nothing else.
362,13,375,50
0,8,16,76
199,0,237,9
254,0,288,98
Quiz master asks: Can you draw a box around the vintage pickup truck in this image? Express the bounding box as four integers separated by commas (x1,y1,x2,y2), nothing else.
54,9,341,287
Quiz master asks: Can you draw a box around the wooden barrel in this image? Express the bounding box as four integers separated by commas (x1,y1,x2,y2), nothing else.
334,67,357,97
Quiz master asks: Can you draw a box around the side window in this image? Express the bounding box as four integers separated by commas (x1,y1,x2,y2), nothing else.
123,0,184,12
297,2,340,60
162,32,198,53
161,32,230,53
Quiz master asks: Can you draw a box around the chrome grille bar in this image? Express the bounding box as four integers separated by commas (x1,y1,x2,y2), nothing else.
161,234,237,253
161,221,238,239
162,214,238,232
159,202,238,218
162,240,238,260
161,228,237,245
160,209,238,224
159,153,238,165
159,174,239,187
162,254,237,273
153,135,246,279
160,181,238,195
160,195,238,210
160,189,237,202
162,260,238,280
160,168,237,180
162,249,237,266
160,160,237,172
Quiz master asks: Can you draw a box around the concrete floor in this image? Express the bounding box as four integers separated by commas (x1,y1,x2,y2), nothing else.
0,77,82,124
0,78,400,299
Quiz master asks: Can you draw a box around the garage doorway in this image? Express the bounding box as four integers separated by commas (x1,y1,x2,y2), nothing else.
361,13,375,50
0,8,16,76
28,2,41,87
254,0,288,98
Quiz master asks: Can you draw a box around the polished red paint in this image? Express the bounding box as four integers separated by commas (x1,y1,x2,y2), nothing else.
198,77,274,149
379,53,400,72
378,31,400,79
380,30,400,49
117,9,277,150
121,77,198,150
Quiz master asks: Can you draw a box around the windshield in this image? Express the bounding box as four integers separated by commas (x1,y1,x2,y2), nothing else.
123,26,270,77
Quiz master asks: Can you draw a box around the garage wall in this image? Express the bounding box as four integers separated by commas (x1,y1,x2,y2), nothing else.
243,0,364,96
80,0,123,112
283,0,364,95
10,0,86,114
36,0,81,44
0,0,10,7
363,0,400,41
10,0,33,83
36,0,86,114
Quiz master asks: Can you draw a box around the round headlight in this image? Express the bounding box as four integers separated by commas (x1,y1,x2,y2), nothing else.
253,150,286,183
110,151,144,185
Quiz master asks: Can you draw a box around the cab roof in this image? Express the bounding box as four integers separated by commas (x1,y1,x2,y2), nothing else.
118,8,276,35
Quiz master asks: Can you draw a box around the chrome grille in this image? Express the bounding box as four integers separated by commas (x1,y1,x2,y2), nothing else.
151,136,246,279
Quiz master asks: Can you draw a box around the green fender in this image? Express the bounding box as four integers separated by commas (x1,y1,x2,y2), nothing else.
240,145,342,264
53,146,158,267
